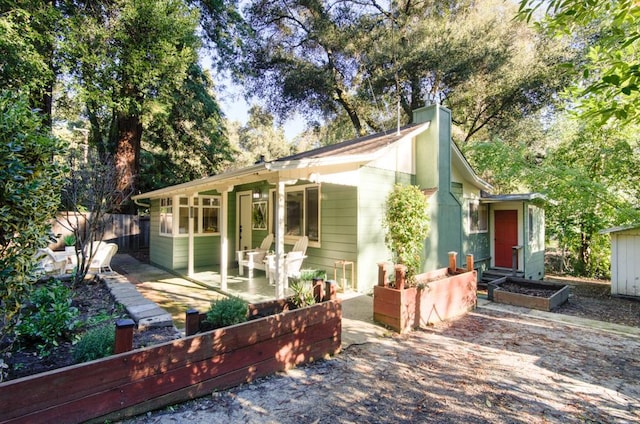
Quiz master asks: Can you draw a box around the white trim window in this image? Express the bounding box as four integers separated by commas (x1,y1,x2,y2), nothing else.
160,198,173,235
199,196,220,234
270,184,320,244
528,206,534,242
468,201,488,233
159,195,221,236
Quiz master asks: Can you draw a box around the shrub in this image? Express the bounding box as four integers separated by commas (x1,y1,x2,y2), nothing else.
15,280,80,357
0,91,66,347
73,325,115,363
383,184,431,283
205,297,248,329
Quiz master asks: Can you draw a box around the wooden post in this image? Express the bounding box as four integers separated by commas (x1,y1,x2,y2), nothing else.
394,264,407,290
378,262,390,287
186,309,200,336
313,278,324,303
466,254,474,272
511,246,519,276
448,251,457,274
324,280,337,301
114,319,135,354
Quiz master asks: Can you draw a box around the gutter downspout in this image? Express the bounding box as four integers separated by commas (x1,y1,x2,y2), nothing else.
134,198,150,208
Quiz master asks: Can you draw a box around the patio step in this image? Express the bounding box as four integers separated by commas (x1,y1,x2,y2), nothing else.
479,268,525,288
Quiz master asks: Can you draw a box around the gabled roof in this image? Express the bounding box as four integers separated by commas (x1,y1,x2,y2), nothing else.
600,224,640,234
278,124,421,161
132,119,493,200
133,123,430,200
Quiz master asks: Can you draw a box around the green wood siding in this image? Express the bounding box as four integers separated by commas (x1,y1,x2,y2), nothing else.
356,166,413,293
303,184,358,286
149,199,175,268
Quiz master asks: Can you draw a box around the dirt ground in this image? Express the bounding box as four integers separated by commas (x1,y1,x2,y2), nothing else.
120,281,640,424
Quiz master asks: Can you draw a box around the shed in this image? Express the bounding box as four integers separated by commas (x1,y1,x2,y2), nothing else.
601,225,640,297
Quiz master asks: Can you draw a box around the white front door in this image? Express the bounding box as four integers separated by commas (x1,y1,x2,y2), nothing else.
237,191,253,252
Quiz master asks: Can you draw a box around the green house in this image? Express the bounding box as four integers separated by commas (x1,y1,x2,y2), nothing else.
132,105,547,297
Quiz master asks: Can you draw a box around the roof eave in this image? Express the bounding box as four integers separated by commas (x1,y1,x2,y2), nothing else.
132,163,269,200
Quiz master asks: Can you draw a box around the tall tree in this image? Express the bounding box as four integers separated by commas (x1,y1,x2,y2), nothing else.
66,0,201,199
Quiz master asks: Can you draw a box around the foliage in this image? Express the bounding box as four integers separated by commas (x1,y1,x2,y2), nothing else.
0,1,61,124
15,280,80,357
140,63,233,192
72,325,115,363
289,277,316,308
383,184,430,282
0,6,55,97
467,113,640,278
535,119,640,278
239,105,291,159
519,0,640,125
205,297,248,329
0,91,66,347
226,105,292,169
63,235,76,247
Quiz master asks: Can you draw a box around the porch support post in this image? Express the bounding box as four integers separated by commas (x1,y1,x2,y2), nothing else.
275,180,286,299
220,187,232,291
187,193,197,276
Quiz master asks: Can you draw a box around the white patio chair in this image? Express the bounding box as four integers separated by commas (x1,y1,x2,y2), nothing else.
266,236,309,286
34,248,67,276
88,243,118,273
237,233,274,277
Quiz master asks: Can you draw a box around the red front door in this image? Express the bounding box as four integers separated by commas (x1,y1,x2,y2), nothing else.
495,210,518,268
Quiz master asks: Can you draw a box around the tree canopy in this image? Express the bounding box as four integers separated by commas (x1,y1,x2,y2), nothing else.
234,0,574,142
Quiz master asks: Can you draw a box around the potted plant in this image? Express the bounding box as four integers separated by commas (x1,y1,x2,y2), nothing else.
63,234,76,254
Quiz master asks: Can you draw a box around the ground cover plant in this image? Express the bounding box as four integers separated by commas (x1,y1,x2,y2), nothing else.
0,276,178,382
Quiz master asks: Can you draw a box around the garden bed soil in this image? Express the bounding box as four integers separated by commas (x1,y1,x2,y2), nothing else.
1,277,180,382
489,277,569,311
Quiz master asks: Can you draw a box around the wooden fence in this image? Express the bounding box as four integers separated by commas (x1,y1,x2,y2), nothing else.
0,299,342,424
52,213,149,252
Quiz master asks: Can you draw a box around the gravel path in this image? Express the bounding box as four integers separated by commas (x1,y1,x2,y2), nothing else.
121,307,640,424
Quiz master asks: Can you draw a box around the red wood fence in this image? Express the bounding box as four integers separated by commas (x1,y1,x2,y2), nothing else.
0,298,341,424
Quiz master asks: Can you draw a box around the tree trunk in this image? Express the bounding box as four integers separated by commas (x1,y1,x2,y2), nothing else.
115,113,142,205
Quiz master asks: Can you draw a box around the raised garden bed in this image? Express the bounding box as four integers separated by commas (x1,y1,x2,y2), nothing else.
373,266,477,334
488,276,569,311
0,298,341,424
